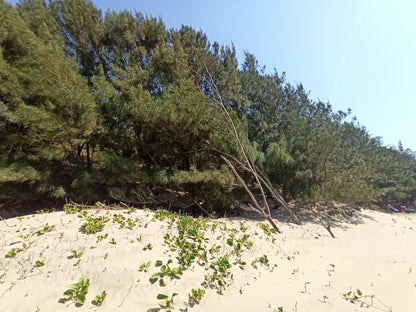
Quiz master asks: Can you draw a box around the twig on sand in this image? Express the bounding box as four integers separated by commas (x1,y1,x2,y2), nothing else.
324,224,335,238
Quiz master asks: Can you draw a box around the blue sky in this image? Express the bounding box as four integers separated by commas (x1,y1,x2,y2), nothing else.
9,0,416,151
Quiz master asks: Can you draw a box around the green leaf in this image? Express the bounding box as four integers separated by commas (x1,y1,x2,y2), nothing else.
157,294,168,300
150,273,159,280
356,289,362,296
63,290,74,297
70,283,79,289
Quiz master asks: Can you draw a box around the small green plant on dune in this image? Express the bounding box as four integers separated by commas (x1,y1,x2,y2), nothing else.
202,273,227,292
61,278,90,306
35,260,45,267
36,223,55,235
177,241,201,267
127,218,137,228
157,293,177,310
81,215,109,234
5,248,21,258
96,233,108,242
258,223,277,236
77,210,88,219
113,214,126,228
239,221,248,232
18,232,35,241
128,206,137,213
71,250,83,266
169,216,210,268
189,288,205,304
143,243,153,250
92,291,106,306
228,233,253,256
258,255,269,266
209,245,221,255
343,289,392,312
36,209,49,214
227,236,234,247
153,209,175,221
235,257,247,268
214,256,231,273
71,250,83,259
150,259,183,286
139,261,151,272
95,202,105,210
109,238,116,245
64,204,81,214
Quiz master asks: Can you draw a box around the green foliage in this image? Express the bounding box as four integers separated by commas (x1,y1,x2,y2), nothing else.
150,259,183,286
153,209,175,221
189,288,205,304
157,293,177,309
258,223,277,236
81,215,109,234
343,288,392,312
92,291,107,306
96,233,108,242
214,256,231,273
61,278,90,306
138,261,151,272
0,0,96,200
0,0,414,206
203,273,227,292
36,224,55,235
168,215,210,267
113,214,126,228
71,250,83,259
258,255,269,266
5,248,21,258
64,204,81,214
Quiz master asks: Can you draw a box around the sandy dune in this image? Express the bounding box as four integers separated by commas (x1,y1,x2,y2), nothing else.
0,205,415,312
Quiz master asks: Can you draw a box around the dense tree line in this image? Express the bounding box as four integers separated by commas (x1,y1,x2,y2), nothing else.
1,0,415,211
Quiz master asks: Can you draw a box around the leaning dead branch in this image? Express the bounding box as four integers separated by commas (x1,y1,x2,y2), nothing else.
202,67,300,231
221,156,281,233
208,146,301,225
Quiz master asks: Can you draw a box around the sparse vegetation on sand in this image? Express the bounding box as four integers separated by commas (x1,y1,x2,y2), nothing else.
1,202,411,311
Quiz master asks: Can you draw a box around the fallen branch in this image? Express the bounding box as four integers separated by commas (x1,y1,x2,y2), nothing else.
193,200,213,218
207,143,301,225
324,224,335,238
197,65,304,232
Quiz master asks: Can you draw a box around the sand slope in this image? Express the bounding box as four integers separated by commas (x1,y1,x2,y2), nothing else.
0,207,415,312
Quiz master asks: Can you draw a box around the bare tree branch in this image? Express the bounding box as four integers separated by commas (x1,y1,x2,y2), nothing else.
198,68,298,232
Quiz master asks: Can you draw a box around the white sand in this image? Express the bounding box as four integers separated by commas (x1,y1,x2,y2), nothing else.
0,206,415,312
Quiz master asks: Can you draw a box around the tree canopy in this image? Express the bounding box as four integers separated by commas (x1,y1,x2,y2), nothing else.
1,0,415,211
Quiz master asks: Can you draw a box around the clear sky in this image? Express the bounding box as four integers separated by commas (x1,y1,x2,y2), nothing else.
9,0,416,151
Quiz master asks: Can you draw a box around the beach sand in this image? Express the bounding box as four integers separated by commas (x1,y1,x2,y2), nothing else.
0,205,415,311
